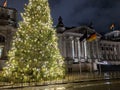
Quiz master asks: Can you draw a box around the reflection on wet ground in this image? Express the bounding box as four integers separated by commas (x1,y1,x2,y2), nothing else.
2,72,120,90
4,79,120,90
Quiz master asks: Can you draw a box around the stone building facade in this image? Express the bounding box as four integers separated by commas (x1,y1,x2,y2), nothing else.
56,17,102,72
0,6,17,69
56,16,120,72
0,6,120,72
99,30,120,65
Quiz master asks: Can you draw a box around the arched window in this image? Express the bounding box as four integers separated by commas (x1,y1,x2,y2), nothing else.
0,35,5,43
0,35,5,58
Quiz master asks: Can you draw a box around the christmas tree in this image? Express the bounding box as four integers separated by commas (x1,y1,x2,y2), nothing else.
2,0,65,83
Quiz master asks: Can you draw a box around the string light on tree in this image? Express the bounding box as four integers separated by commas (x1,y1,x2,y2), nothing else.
2,0,65,83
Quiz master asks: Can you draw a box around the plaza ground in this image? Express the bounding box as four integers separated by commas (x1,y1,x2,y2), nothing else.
1,71,120,89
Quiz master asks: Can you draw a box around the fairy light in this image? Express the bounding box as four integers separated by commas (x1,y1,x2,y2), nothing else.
2,0,65,83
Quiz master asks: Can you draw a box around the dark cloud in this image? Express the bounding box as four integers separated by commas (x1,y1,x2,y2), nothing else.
49,0,120,33
2,0,119,33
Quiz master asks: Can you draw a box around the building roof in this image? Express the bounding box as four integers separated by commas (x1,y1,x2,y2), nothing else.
0,6,17,12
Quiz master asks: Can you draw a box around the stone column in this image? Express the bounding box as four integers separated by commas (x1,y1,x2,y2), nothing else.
87,42,91,60
113,45,116,60
91,41,94,61
66,36,74,59
96,40,100,61
109,45,112,60
84,40,87,61
76,37,81,60
57,35,62,55
115,45,117,61
76,37,82,74
63,36,67,57
81,41,85,61
104,45,107,60
74,38,77,58
65,37,69,58
92,41,97,60
69,36,75,59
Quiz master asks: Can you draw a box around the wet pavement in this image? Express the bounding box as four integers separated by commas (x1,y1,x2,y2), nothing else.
3,79,120,90
1,72,120,90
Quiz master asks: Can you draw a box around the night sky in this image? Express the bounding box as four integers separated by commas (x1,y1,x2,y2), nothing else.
1,0,120,33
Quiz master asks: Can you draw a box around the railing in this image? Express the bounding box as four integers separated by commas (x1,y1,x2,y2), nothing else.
0,71,120,89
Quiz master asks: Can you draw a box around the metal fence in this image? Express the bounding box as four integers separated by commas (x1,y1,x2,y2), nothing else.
0,71,120,89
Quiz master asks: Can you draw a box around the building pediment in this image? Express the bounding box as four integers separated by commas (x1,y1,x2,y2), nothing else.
62,26,101,37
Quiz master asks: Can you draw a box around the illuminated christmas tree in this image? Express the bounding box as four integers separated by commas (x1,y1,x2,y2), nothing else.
2,0,65,82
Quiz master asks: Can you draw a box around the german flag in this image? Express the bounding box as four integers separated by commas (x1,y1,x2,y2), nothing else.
87,33,96,42
3,0,7,7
